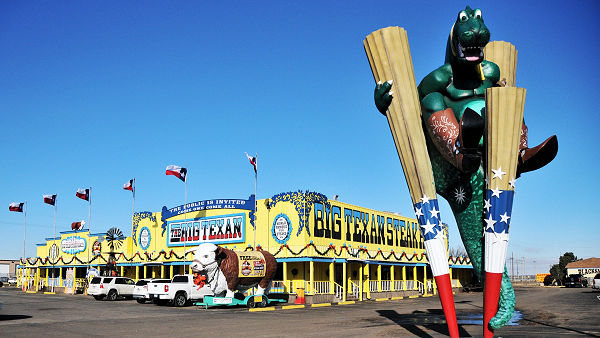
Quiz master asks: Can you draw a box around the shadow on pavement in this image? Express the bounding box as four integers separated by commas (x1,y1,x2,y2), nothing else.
377,309,472,337
521,317,600,337
0,315,32,321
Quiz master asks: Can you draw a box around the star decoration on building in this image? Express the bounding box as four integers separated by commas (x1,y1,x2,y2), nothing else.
414,207,423,218
420,194,430,204
492,166,506,180
509,177,517,189
484,199,491,212
484,214,497,231
429,207,440,219
491,187,502,198
420,219,436,235
453,186,466,205
499,212,511,224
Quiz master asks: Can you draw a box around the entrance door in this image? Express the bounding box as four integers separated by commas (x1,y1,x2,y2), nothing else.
334,263,344,285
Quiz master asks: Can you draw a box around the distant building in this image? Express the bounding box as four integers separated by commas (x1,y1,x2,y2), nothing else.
0,259,18,277
565,257,600,278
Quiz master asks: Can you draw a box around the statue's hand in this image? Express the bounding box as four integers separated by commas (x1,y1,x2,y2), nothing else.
374,80,393,115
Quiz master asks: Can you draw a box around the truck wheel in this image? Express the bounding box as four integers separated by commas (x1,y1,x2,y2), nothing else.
174,292,187,307
259,297,268,308
136,299,146,304
246,298,255,309
106,289,118,301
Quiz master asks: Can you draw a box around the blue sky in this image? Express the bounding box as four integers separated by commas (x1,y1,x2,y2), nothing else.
1,1,598,274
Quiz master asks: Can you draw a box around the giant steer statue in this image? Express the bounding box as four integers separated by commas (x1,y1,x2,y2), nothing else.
189,243,278,298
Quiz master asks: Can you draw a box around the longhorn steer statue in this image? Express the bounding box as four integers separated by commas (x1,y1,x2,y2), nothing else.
189,243,278,298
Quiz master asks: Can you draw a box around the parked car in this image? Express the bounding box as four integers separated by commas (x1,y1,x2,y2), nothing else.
133,279,170,304
148,274,213,307
563,274,587,288
88,276,136,300
8,277,18,285
592,273,600,290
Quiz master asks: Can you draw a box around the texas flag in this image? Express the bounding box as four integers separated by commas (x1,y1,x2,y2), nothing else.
166,165,187,182
123,179,134,191
9,202,24,212
76,188,90,201
245,152,257,174
43,194,57,206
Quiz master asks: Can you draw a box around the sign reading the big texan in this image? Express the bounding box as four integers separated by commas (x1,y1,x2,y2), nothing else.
167,213,246,247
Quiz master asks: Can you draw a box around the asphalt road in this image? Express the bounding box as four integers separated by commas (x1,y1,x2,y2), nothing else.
1,286,599,337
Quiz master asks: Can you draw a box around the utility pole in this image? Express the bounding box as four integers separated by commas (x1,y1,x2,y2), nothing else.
511,252,514,281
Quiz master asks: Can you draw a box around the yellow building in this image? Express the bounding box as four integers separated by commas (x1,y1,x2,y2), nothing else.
18,191,473,301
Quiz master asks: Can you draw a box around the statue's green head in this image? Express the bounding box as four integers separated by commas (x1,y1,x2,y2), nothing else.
445,6,490,65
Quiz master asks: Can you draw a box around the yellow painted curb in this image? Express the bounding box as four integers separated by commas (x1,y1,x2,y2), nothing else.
249,307,275,312
408,295,419,299
338,301,355,305
282,305,305,310
311,303,331,307
375,298,389,301
44,292,56,294
391,296,404,300
422,294,433,297
26,291,37,294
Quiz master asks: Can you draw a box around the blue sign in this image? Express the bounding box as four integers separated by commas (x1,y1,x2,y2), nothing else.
161,195,255,235
167,213,246,247
272,213,292,244
139,226,151,250
61,236,87,254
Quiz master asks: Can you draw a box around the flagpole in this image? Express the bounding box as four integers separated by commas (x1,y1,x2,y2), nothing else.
24,201,27,260
53,201,56,292
24,201,27,290
184,175,187,274
88,187,92,275
131,178,135,263
254,154,257,250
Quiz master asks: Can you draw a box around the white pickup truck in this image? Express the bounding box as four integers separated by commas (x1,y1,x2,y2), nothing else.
147,274,213,307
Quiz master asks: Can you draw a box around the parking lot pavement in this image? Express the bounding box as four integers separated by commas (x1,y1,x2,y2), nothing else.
1,286,599,337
